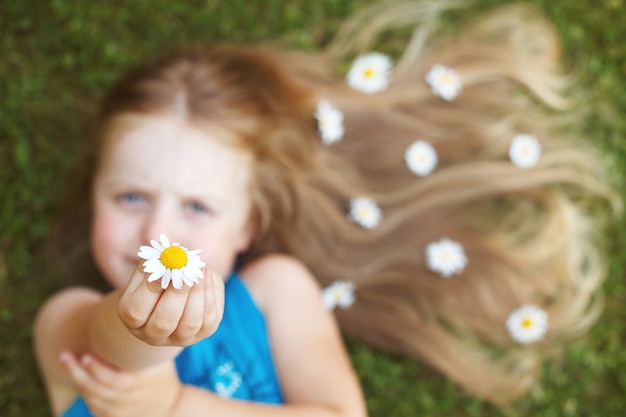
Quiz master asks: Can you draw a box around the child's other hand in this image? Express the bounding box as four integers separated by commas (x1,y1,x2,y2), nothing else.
118,264,224,347
60,352,181,417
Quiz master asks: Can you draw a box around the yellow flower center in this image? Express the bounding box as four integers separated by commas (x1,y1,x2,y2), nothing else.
521,317,533,328
160,246,188,270
364,68,374,78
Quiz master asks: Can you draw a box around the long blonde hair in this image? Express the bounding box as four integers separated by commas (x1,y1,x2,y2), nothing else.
51,0,619,406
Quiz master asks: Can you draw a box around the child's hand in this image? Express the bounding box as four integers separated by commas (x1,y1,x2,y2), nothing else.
60,352,181,417
118,264,224,347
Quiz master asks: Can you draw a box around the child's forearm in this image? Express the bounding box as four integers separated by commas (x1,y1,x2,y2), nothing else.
173,385,365,417
86,288,182,370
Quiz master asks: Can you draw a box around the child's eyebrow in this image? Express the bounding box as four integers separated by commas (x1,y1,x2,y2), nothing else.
98,175,153,189
179,191,229,207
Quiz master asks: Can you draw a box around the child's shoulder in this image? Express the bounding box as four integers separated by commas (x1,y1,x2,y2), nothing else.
34,286,105,415
237,254,322,314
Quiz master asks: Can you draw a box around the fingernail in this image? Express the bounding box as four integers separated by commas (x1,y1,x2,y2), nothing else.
81,354,92,366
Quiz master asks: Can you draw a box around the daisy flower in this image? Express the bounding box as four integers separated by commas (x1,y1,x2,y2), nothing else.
137,234,206,290
506,305,548,344
346,52,393,94
425,64,462,101
322,281,356,310
509,134,541,168
425,238,467,277
348,197,382,229
405,140,438,176
315,100,344,144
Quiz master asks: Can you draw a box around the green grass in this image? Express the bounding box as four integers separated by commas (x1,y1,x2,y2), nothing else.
1,0,624,415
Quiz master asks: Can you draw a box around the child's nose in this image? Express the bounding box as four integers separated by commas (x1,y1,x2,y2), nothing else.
141,205,181,245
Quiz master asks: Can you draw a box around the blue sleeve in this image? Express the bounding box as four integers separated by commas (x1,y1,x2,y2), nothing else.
61,397,92,417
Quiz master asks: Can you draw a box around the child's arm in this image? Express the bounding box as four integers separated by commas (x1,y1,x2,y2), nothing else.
34,265,224,416
58,255,367,417
91,264,223,369
172,255,367,417
60,353,183,417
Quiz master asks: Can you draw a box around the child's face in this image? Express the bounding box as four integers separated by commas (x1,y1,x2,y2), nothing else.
91,115,254,288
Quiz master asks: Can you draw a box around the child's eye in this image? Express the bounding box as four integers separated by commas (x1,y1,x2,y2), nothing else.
186,201,211,215
118,192,146,205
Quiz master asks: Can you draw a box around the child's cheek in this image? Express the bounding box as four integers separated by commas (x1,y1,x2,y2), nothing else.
91,207,139,287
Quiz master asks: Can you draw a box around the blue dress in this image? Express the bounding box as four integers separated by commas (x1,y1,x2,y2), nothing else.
62,273,284,416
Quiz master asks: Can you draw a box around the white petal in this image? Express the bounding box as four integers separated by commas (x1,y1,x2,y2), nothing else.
147,271,164,282
171,268,181,281
187,257,206,269
338,293,355,309
171,269,183,290
161,269,171,289
181,271,194,287
150,239,165,252
186,265,204,279
321,125,344,145
138,246,161,260
336,283,356,309
181,265,194,279
160,234,171,248
322,291,337,310
143,260,165,273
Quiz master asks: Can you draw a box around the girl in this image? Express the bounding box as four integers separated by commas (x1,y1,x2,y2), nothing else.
34,1,618,415
34,36,366,417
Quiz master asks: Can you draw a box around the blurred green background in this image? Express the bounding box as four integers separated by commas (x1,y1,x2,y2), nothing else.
1,0,624,416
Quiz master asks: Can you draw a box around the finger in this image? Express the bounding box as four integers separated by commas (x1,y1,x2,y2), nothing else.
60,351,93,392
140,285,191,344
203,267,225,335
125,262,150,294
60,352,118,411
81,354,133,389
118,263,165,330
171,278,205,343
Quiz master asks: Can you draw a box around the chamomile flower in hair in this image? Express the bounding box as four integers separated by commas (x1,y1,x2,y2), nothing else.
509,134,541,168
322,281,356,310
405,140,438,176
315,100,344,144
138,234,206,290
425,64,462,101
425,238,467,277
506,305,548,344
346,52,393,94
348,197,382,229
